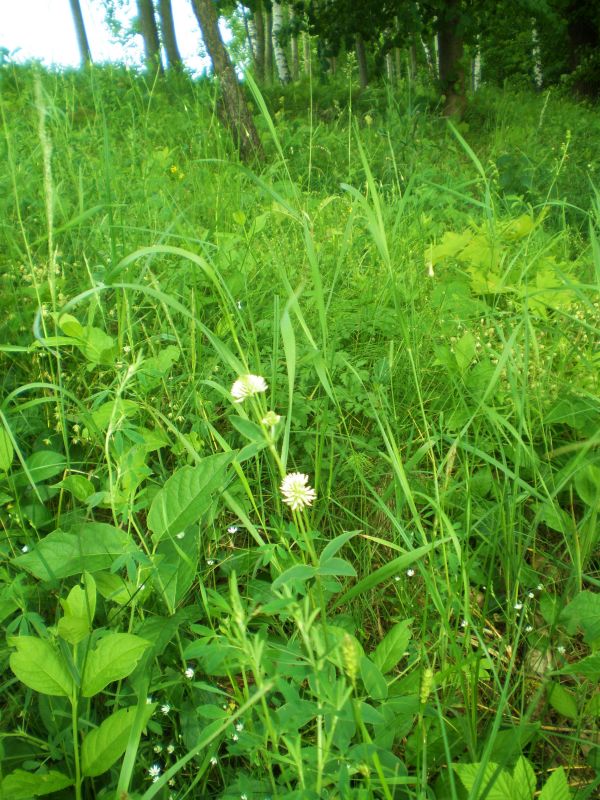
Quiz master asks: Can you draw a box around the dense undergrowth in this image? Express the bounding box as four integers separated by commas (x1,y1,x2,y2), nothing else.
0,64,599,800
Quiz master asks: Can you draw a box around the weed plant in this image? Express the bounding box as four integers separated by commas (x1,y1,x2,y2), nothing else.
0,64,598,800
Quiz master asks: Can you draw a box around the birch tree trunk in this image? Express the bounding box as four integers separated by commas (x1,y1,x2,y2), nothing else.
137,0,163,73
190,0,264,161
252,2,265,81
531,21,543,88
158,0,182,69
272,0,291,84
69,0,92,65
265,9,274,83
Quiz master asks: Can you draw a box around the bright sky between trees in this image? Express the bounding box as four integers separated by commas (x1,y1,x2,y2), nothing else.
0,0,213,73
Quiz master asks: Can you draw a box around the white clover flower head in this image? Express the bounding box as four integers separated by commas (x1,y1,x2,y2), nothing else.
406,568,415,578
167,744,175,754
231,374,267,403
184,667,194,679
210,756,218,766
160,704,171,715
227,525,239,534
148,764,161,781
261,410,281,427
280,472,317,511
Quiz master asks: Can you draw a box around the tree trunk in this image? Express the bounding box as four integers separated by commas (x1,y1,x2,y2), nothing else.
289,6,299,80
69,0,92,65
272,1,291,84
265,9,274,83
385,51,394,82
190,0,263,161
158,0,182,69
437,0,466,118
303,32,312,77
251,3,265,81
355,33,368,88
137,0,163,73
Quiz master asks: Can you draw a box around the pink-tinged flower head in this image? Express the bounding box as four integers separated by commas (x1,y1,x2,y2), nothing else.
230,374,267,403
280,472,316,511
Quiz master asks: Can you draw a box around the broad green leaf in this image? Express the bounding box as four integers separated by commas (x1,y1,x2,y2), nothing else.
9,636,74,697
55,474,95,502
561,591,600,645
454,331,477,375
547,682,578,720
58,314,116,366
89,399,139,432
94,571,135,605
320,531,359,562
12,450,67,488
512,756,536,800
317,556,357,578
0,769,72,799
452,762,515,799
558,652,600,679
0,428,14,472
229,415,264,443
360,655,388,701
147,453,233,541
372,619,413,675
82,704,154,777
138,345,180,390
271,564,317,591
153,531,199,613
81,633,150,697
14,523,138,581
574,464,600,509
539,766,571,800
57,574,96,644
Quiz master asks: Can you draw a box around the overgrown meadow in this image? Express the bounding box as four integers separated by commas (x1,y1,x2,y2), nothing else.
0,65,599,800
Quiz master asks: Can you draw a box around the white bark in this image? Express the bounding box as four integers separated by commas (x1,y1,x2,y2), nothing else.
247,17,258,61
303,32,311,76
272,0,291,84
531,20,543,88
472,39,481,90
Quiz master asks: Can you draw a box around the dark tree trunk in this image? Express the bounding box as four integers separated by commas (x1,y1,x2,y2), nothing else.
137,0,163,73
69,0,92,65
190,0,264,162
437,0,466,118
566,2,600,96
253,2,266,81
355,33,368,88
158,0,182,69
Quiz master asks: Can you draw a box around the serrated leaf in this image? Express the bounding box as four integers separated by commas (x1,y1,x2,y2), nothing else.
539,766,571,800
0,428,14,472
14,523,139,581
81,633,150,697
9,637,74,697
452,762,515,799
0,769,72,799
512,756,536,800
558,652,600,679
81,704,154,776
147,453,232,541
360,655,388,701
372,619,413,675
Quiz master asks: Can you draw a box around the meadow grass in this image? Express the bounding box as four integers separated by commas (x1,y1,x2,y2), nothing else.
0,64,598,799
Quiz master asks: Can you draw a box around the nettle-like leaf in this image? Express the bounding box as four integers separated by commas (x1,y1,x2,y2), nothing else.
147,452,233,542
81,703,154,777
9,636,74,697
81,633,150,697
58,312,116,366
561,591,600,646
452,762,516,799
539,766,571,800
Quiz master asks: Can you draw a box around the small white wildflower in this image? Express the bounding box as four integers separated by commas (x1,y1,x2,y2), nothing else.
261,410,281,427
184,667,194,679
146,696,153,704
123,345,131,353
236,300,243,310
227,525,239,534
525,625,533,633
206,558,215,566
230,374,267,403
160,704,171,715
514,602,523,611
176,531,185,540
154,744,163,753
427,262,435,278
527,591,535,599
168,778,176,787
280,472,317,511
235,721,244,732
557,645,566,655
241,795,248,800
167,743,175,754
210,756,218,766
537,583,543,591
139,583,146,591
461,619,468,628
21,545,29,553
406,568,415,578
393,575,401,582
231,733,239,742
148,764,161,781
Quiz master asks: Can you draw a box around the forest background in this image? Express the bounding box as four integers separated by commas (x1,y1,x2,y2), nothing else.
0,2,599,800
